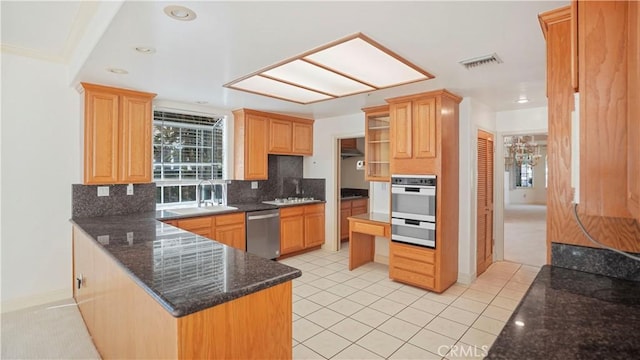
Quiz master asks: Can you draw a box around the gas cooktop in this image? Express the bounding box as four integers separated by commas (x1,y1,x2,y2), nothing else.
262,197,320,206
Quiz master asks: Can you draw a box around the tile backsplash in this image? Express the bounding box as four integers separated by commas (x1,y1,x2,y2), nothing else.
72,183,156,218
227,155,325,203
551,242,640,281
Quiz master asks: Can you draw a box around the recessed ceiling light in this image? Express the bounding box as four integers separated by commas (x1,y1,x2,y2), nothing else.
225,33,434,104
516,97,530,104
135,46,156,54
107,68,128,75
515,320,525,327
164,5,197,21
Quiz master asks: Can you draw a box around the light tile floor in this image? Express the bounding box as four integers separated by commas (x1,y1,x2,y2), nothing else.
279,244,540,360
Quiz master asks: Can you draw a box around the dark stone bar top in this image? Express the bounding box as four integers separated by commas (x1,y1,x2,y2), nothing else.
71,212,301,318
487,265,640,359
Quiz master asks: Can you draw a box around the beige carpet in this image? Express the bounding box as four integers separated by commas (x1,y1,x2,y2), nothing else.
503,204,547,267
1,298,100,359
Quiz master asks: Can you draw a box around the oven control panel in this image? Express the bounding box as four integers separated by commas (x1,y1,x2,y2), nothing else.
391,175,436,186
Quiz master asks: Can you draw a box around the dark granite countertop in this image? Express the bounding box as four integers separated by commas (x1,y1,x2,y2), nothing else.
487,265,640,359
71,212,301,318
156,201,326,221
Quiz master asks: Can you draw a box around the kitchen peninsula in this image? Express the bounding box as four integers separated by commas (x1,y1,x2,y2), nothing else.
71,210,300,359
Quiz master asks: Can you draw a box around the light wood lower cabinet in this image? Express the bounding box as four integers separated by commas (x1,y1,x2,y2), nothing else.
168,212,246,251
389,242,436,290
340,198,369,240
280,203,325,256
72,226,292,359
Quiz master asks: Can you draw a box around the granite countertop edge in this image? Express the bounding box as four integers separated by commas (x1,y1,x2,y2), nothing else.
156,201,326,221
70,216,302,318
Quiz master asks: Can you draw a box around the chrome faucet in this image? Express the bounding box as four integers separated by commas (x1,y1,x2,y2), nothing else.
196,179,228,207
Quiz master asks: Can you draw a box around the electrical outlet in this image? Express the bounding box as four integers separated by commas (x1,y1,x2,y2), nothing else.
97,235,109,245
127,232,134,245
251,181,258,189
127,183,134,195
97,186,109,197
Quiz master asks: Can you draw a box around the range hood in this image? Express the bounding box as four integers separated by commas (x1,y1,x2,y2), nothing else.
341,148,364,157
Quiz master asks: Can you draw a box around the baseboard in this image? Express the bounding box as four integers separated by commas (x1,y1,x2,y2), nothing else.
457,272,475,285
1,288,71,313
374,254,389,265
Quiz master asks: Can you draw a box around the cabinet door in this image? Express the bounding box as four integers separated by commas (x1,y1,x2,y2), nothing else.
340,204,351,240
215,223,246,251
73,228,95,330
177,217,214,239
292,121,313,155
120,94,152,183
280,215,304,255
390,101,413,159
84,89,120,184
245,115,269,180
413,97,437,158
304,212,325,248
268,119,293,154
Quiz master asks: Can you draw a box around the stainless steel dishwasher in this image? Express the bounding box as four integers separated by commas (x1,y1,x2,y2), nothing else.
246,209,280,259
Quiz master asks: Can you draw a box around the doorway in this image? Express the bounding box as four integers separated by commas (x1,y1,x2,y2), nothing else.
336,137,368,251
477,130,494,276
502,134,548,267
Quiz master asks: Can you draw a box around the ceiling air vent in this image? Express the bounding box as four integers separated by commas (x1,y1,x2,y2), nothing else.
459,53,503,69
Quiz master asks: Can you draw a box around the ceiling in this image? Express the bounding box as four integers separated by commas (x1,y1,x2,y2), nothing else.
1,1,568,118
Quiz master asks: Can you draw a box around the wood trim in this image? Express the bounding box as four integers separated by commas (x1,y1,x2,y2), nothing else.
80,82,157,98
232,108,314,123
361,104,390,113
385,88,462,105
539,6,571,40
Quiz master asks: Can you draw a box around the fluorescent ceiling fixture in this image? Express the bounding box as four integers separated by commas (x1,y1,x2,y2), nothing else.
232,76,333,104
225,33,433,104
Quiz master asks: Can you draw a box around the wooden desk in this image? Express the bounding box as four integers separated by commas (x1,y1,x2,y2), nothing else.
348,213,390,270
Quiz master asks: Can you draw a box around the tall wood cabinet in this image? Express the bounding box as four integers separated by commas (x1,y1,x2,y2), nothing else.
233,109,314,180
363,105,390,182
387,90,460,175
82,83,156,184
540,3,640,254
385,89,461,293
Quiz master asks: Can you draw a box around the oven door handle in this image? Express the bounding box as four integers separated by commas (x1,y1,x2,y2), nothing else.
391,186,435,195
391,218,436,230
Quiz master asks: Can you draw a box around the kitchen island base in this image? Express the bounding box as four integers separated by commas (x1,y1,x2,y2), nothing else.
73,226,293,359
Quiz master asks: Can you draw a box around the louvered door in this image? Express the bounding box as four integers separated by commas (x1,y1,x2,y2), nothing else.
477,130,494,276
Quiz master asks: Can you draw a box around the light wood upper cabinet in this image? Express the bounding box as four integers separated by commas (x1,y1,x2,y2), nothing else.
269,119,293,154
233,109,269,180
363,105,390,182
82,83,155,184
388,90,461,175
292,121,313,155
234,109,314,180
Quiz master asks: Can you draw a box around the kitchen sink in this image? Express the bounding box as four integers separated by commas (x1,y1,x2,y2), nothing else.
166,205,237,216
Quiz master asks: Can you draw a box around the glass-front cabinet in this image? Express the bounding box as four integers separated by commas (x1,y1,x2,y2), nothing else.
363,105,390,182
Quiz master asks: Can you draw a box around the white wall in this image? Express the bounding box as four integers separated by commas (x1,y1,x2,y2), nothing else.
458,97,497,284
1,53,81,311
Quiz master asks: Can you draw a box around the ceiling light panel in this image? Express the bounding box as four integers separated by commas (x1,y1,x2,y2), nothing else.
230,76,333,104
263,60,375,96
304,37,430,88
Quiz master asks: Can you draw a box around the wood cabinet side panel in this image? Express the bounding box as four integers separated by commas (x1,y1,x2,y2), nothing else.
579,1,630,218
544,9,640,254
628,0,640,221
233,110,247,180
178,282,293,360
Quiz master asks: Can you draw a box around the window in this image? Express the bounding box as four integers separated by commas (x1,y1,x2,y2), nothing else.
515,163,533,188
153,110,224,205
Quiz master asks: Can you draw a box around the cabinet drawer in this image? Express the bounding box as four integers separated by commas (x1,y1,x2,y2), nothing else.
390,255,435,277
215,212,245,226
390,242,435,264
304,203,325,214
351,206,368,216
177,216,212,230
351,198,368,208
340,200,352,210
351,221,386,237
280,206,304,217
389,266,435,289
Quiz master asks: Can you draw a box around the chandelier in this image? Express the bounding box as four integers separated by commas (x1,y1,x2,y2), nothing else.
504,135,542,167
